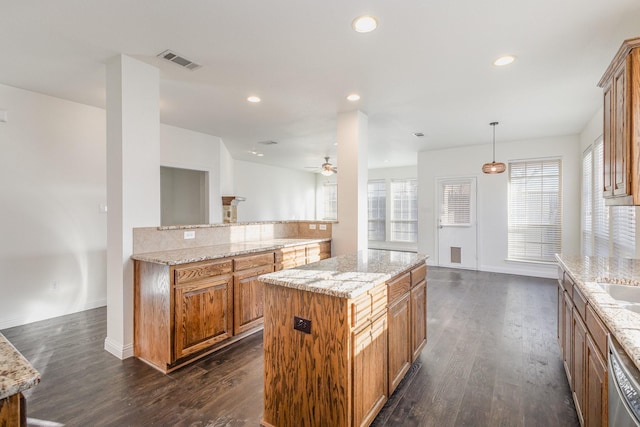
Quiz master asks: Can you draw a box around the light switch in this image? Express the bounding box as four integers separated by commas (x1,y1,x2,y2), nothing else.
319,224,327,231
309,224,317,230
184,230,196,239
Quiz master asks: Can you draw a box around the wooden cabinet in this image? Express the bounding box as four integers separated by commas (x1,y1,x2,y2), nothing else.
135,241,331,373
387,280,411,394
276,241,331,270
174,272,233,359
557,264,610,427
262,260,426,427
353,312,388,427
598,37,640,205
572,307,587,426
410,265,427,361
306,241,332,264
586,334,607,427
233,253,274,335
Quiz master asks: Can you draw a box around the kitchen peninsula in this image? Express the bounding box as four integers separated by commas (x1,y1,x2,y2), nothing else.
131,220,333,373
258,249,428,427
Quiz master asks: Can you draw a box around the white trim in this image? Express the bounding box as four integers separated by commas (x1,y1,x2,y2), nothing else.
104,337,134,360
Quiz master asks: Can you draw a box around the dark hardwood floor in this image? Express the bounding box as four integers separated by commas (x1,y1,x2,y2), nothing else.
2,267,579,427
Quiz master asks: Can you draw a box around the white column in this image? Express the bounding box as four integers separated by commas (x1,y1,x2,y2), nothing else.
333,110,368,255
105,55,160,359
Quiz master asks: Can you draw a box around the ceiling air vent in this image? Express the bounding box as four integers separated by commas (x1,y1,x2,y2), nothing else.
157,50,201,71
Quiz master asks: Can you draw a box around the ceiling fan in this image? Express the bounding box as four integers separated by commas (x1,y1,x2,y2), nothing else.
306,156,338,176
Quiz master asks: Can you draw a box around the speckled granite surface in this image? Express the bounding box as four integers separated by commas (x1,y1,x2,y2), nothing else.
0,333,40,400
131,238,331,265
258,249,428,298
556,255,640,371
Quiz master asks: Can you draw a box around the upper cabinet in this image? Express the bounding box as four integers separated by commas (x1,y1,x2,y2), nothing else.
598,37,640,205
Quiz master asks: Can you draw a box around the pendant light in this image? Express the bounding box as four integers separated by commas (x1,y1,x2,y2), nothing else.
482,121,506,174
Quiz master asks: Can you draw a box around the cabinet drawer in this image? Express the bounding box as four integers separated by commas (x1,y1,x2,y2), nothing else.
234,252,275,271
411,263,426,287
586,305,609,359
573,285,587,320
352,285,387,329
279,247,306,261
562,274,574,295
387,272,410,304
174,260,233,285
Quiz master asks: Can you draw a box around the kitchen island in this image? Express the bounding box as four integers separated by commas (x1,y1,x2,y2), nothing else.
0,333,40,426
258,249,428,427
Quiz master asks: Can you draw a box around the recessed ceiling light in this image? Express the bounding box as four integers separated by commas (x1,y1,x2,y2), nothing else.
256,153,264,157
493,55,516,66
352,15,378,33
413,132,425,137
346,93,361,102
247,96,261,103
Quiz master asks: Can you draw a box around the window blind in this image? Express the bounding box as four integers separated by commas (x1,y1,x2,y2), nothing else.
323,182,337,220
440,181,471,226
368,180,386,241
582,147,594,256
592,139,609,256
612,206,636,258
390,179,418,242
508,159,562,262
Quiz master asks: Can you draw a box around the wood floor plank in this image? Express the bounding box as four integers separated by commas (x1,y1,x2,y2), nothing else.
2,267,579,427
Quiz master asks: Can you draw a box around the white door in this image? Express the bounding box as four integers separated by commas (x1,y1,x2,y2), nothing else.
437,177,478,269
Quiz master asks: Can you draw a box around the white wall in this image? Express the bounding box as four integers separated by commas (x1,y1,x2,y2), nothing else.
160,124,226,224
0,83,107,329
234,160,316,221
418,134,581,278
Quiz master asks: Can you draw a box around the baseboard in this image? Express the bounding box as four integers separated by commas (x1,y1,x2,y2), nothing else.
104,337,134,360
0,298,107,330
426,261,556,279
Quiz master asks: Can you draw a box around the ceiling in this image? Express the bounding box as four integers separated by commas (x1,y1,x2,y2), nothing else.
2,1,640,171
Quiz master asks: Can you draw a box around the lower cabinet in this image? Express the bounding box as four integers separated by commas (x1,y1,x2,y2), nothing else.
387,292,411,394
410,279,427,360
557,266,609,427
353,312,388,427
174,273,234,359
586,334,607,427
572,308,587,426
134,241,331,373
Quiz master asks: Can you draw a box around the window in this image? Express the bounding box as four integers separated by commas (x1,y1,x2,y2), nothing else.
390,179,418,242
323,182,337,220
368,180,386,241
508,159,562,262
440,181,471,226
582,137,636,257
612,206,636,257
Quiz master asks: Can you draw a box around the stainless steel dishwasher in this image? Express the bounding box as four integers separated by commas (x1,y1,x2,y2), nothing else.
609,335,640,426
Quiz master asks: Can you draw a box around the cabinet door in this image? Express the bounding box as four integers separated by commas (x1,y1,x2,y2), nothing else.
586,335,608,427
613,57,631,197
411,279,427,361
234,264,274,335
388,292,411,394
353,313,388,427
557,283,564,349
572,310,587,426
603,82,614,197
174,275,233,360
563,291,573,387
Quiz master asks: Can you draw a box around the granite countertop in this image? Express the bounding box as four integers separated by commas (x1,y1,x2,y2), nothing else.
556,255,640,371
258,249,428,299
131,238,331,265
0,333,40,400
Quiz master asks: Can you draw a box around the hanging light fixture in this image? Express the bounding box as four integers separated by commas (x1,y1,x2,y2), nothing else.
482,121,506,174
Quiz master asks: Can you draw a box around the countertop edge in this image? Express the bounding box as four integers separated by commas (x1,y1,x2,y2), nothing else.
131,238,332,265
258,251,428,299
0,333,40,400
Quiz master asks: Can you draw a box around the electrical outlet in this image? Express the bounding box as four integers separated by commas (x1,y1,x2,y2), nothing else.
309,224,317,230
293,316,312,334
184,230,196,239
51,281,58,291
319,224,327,231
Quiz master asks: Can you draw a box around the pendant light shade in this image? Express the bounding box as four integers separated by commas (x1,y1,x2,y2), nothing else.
482,121,506,174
